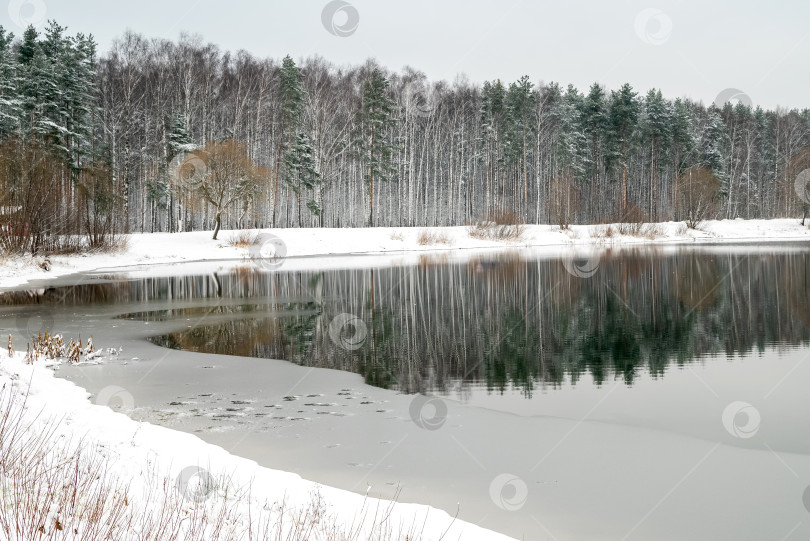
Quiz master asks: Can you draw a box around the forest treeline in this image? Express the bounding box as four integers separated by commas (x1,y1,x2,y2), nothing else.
2,22,810,253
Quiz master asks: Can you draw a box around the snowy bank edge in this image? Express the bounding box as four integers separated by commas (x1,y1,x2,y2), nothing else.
0,352,518,541
2,219,810,291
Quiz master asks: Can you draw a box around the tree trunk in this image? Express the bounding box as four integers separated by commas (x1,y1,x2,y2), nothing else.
369,173,375,227
297,189,303,227
213,210,222,240
622,141,628,215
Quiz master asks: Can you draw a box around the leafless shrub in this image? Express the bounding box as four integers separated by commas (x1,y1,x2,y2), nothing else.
87,232,129,254
675,167,721,229
227,230,261,248
417,229,452,246
467,211,526,241
590,225,615,242
615,205,647,235
389,230,404,241
0,138,123,256
0,384,131,540
637,223,664,239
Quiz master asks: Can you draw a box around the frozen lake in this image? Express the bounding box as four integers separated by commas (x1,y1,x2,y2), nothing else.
2,244,810,540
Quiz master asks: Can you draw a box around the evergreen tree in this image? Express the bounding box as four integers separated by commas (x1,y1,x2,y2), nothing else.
670,98,696,219
36,22,69,149
582,83,609,217
0,27,20,137
701,108,730,200
609,83,639,213
16,25,57,136
670,98,695,176
480,79,507,213
355,68,398,227
273,55,305,227
167,112,195,158
15,22,98,172
284,131,321,226
549,84,588,226
748,106,768,217
556,84,588,178
640,89,670,219
153,112,196,232
16,25,38,64
505,75,535,217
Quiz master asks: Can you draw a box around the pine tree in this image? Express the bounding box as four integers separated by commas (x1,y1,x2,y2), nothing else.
167,112,195,157
36,22,70,150
505,75,535,218
701,108,730,200
670,98,696,219
549,84,588,227
64,32,100,176
670,98,695,176
640,89,671,219
284,131,322,226
16,26,56,137
748,106,768,218
609,83,639,213
16,25,38,64
273,55,305,227
15,22,98,172
480,79,511,214
582,83,609,218
150,112,195,231
355,68,398,227
0,27,21,137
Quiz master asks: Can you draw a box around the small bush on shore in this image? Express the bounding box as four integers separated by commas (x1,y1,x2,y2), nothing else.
417,229,452,246
590,225,615,242
227,230,260,248
467,211,525,241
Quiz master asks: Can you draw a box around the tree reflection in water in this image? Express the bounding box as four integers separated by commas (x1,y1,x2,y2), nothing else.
2,248,809,397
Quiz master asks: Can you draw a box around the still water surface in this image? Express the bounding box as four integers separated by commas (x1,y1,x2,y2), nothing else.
2,245,810,540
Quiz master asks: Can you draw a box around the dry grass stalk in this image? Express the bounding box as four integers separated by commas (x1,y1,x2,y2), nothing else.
17,332,95,364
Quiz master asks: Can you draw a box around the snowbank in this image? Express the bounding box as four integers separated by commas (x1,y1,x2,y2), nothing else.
0,350,515,540
2,218,809,290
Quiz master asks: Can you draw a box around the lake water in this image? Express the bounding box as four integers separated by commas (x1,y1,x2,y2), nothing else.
2,244,810,540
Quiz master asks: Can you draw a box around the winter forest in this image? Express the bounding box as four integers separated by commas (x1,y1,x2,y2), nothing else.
2,21,810,253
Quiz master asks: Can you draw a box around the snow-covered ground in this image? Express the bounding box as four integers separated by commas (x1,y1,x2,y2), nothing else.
0,349,517,540
2,218,809,290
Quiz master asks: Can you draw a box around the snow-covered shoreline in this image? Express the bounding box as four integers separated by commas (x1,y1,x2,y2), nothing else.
2,218,810,291
0,350,517,540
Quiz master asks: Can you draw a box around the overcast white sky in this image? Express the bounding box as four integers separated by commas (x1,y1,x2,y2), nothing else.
2,0,808,110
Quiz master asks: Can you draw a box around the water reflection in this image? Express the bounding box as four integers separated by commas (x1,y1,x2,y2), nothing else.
3,248,810,396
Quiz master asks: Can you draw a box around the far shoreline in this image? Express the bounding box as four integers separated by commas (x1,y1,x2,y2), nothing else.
2,218,810,291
